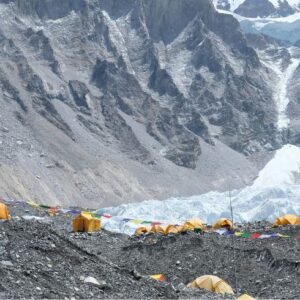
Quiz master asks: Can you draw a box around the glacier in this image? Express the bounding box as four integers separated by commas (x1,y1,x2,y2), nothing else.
97,144,300,235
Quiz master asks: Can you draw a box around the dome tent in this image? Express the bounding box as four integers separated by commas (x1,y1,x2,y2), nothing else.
187,275,234,295
0,202,10,220
150,224,168,234
165,224,182,234
237,294,256,300
135,226,151,235
273,214,300,226
73,212,101,232
212,218,233,230
182,218,205,232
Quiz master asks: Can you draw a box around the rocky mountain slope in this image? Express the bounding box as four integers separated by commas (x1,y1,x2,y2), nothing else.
0,0,286,207
213,0,300,147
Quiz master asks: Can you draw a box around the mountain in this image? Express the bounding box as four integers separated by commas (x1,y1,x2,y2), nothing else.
214,0,300,44
214,0,300,17
0,0,287,207
213,0,300,148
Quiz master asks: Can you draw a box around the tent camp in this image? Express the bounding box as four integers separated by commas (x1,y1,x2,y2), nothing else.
237,294,256,300
187,275,234,295
73,212,101,232
182,218,204,232
212,218,233,230
273,214,300,226
0,203,10,220
135,226,151,235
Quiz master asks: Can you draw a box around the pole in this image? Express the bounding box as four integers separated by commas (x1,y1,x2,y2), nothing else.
229,186,239,296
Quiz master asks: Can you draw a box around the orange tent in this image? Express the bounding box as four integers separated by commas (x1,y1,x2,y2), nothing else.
0,203,10,220
73,212,101,232
273,214,300,226
212,218,233,230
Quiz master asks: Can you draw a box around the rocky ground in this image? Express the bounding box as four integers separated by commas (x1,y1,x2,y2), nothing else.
0,202,299,299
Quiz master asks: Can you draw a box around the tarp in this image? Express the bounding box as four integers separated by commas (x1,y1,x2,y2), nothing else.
237,294,256,300
0,203,10,220
273,214,300,226
182,218,204,231
149,274,166,282
73,212,101,232
212,218,233,230
187,275,234,295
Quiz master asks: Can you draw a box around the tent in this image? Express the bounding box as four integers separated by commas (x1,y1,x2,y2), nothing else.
212,218,233,230
237,294,256,300
135,226,151,235
0,203,10,220
165,224,181,234
182,218,205,232
187,275,234,295
73,212,101,232
273,214,300,226
150,224,168,235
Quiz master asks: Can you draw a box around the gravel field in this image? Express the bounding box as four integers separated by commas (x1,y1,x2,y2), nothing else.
0,202,299,299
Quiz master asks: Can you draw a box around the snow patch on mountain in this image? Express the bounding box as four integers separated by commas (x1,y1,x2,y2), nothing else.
262,48,300,129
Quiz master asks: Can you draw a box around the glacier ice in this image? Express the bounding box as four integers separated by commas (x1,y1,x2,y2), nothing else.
97,144,300,235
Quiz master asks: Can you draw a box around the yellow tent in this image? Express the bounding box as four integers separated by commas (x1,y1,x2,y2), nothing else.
0,203,10,220
135,226,151,235
212,218,233,230
182,218,205,232
165,224,181,234
150,224,167,235
73,212,101,232
237,294,256,300
273,214,300,226
188,275,234,295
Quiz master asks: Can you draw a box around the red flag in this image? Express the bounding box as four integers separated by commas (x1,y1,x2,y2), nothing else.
250,233,261,239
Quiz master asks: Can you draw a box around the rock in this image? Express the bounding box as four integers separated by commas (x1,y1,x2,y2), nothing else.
132,269,142,279
83,276,108,289
1,260,13,267
176,283,186,292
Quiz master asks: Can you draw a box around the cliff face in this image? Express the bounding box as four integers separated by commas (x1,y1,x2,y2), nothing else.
0,0,278,206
